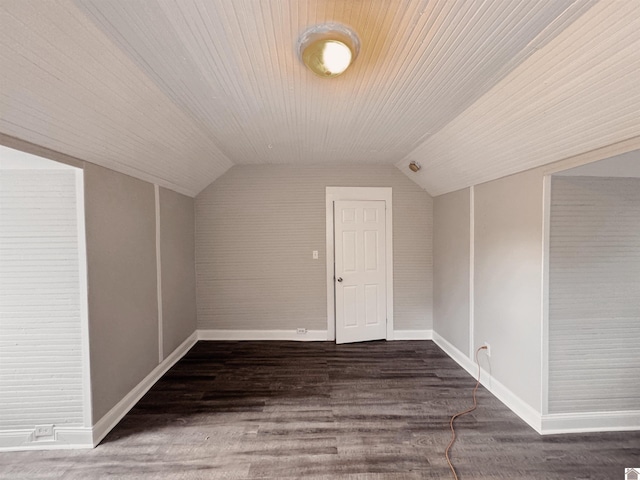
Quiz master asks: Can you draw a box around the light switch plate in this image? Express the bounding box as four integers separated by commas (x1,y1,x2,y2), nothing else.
312,250,318,259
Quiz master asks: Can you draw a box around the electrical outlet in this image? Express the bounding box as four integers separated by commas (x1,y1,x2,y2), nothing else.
296,328,307,335
34,424,54,438
483,342,491,357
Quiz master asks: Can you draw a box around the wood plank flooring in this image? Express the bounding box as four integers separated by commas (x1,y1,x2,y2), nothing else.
1,340,638,479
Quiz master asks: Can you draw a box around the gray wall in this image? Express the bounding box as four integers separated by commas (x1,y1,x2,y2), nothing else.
433,188,471,354
549,176,640,413
474,169,544,412
433,170,544,413
195,164,433,332
84,165,199,421
84,164,159,421
432,149,640,425
159,187,197,358
0,137,197,430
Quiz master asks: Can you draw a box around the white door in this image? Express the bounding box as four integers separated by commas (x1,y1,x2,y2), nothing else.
334,200,387,344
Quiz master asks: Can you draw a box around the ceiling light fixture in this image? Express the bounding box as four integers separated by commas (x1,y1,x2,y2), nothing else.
409,161,421,172
297,23,360,78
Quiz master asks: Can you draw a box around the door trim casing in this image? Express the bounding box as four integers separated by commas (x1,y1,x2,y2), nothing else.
326,187,393,341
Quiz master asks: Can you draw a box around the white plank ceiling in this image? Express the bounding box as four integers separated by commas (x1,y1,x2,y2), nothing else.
1,0,638,197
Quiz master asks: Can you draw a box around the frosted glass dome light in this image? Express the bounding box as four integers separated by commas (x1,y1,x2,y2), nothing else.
298,23,360,78
321,41,352,74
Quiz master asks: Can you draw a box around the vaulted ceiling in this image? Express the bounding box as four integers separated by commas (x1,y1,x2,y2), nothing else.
1,1,639,197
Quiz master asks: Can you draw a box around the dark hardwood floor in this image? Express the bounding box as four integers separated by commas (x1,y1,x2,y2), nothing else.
1,340,638,479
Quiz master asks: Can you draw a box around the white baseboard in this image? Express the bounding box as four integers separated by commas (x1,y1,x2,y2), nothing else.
91,331,198,446
432,331,543,434
393,329,433,340
10,327,633,452
197,329,433,342
431,332,640,435
541,410,640,434
0,426,93,452
197,329,329,341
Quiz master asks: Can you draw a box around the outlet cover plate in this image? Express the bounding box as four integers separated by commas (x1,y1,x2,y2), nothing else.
34,425,54,438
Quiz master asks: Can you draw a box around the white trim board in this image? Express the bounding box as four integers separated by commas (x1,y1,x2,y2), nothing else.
541,135,640,176
154,184,164,363
432,331,640,435
198,330,329,341
541,411,640,434
76,168,93,430
197,330,432,341
0,427,93,452
325,187,394,342
393,330,433,340
468,185,475,358
91,331,197,447
541,175,552,416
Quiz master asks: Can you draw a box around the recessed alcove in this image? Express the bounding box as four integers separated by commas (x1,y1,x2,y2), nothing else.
547,150,640,418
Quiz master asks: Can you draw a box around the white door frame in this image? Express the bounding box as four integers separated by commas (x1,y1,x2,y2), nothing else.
75,168,93,430
541,174,552,416
326,187,393,341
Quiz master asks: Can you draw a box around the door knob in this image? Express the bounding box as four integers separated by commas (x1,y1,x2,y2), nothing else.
337,277,343,282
